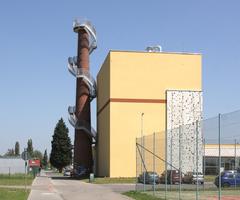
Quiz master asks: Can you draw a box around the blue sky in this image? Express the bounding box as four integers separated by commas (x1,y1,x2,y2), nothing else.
1,1,240,154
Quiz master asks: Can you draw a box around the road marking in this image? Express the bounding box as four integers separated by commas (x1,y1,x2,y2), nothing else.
42,192,54,195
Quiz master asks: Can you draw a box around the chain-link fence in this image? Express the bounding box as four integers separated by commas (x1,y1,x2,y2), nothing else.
136,110,240,199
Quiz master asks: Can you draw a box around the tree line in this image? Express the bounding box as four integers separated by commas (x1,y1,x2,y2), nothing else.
0,118,72,172
0,139,48,169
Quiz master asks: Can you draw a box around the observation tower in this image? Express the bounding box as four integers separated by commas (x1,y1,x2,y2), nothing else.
67,19,97,175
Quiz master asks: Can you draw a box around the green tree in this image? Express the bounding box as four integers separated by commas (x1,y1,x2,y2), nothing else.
27,139,33,157
32,150,43,160
42,149,48,168
50,118,72,172
4,149,15,157
15,141,20,156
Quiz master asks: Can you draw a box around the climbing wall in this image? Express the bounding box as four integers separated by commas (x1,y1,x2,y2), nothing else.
166,90,203,173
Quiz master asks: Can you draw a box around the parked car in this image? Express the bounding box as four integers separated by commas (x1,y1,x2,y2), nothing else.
160,170,182,184
215,171,240,187
72,165,90,177
138,171,160,184
182,172,204,184
63,169,71,176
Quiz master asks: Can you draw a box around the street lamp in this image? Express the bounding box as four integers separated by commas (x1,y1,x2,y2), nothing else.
141,112,145,191
141,113,144,139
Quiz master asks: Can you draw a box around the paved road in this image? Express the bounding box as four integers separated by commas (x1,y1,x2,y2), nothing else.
27,172,131,200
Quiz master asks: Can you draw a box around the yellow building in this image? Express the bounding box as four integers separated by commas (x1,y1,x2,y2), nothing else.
96,50,202,177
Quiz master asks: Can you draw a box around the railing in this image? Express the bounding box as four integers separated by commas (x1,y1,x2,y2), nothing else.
68,106,97,140
73,18,97,54
68,57,97,100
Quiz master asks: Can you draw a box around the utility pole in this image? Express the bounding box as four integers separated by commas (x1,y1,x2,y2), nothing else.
218,114,221,200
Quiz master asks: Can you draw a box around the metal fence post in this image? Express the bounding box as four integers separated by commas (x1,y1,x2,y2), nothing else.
170,136,173,191
153,132,156,195
237,140,239,170
179,125,182,200
136,138,138,191
143,136,146,192
196,121,199,200
141,113,144,191
203,138,206,191
235,139,237,189
165,129,168,200
235,139,237,170
218,113,221,200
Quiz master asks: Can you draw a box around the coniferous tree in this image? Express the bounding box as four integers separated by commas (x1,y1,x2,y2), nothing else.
27,139,33,157
15,141,20,156
4,149,15,157
42,149,48,168
50,118,72,172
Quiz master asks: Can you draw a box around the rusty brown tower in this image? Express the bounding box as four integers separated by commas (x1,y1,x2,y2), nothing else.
68,19,97,175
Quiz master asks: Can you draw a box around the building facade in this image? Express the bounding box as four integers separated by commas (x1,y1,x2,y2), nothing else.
204,144,240,175
97,50,202,177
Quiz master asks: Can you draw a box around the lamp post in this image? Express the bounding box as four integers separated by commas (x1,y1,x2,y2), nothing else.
141,113,144,139
141,113,145,191
23,148,27,192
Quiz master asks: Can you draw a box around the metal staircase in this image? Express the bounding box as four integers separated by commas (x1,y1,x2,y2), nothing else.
73,19,97,54
67,19,97,143
68,56,97,100
68,106,97,140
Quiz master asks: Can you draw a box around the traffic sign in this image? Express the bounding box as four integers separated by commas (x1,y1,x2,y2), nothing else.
21,150,29,161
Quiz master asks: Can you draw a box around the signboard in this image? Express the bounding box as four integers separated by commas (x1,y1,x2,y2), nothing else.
29,159,41,167
21,150,29,161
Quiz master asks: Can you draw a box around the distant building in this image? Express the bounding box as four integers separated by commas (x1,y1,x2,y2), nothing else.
204,144,240,175
0,157,25,174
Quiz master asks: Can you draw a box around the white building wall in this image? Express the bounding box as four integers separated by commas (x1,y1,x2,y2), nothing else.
205,146,240,157
0,158,25,174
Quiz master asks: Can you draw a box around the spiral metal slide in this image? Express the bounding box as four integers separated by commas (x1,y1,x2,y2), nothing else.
67,19,97,142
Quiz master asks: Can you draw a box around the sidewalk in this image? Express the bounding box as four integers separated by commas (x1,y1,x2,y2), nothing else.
27,174,62,200
27,171,131,200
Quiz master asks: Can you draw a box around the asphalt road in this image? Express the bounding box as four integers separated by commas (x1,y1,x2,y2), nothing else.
27,171,218,200
27,171,131,200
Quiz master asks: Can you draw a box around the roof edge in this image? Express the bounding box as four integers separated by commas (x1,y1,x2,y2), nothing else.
109,49,202,55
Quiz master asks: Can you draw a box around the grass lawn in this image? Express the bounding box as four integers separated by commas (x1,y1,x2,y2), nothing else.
146,189,240,200
0,188,29,200
124,191,164,200
124,189,240,200
204,175,216,182
81,177,136,184
0,174,34,186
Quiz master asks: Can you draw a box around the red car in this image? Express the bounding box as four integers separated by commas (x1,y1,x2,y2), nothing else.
160,170,182,184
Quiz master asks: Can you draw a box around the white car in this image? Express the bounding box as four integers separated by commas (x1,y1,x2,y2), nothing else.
63,169,71,176
183,172,204,184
